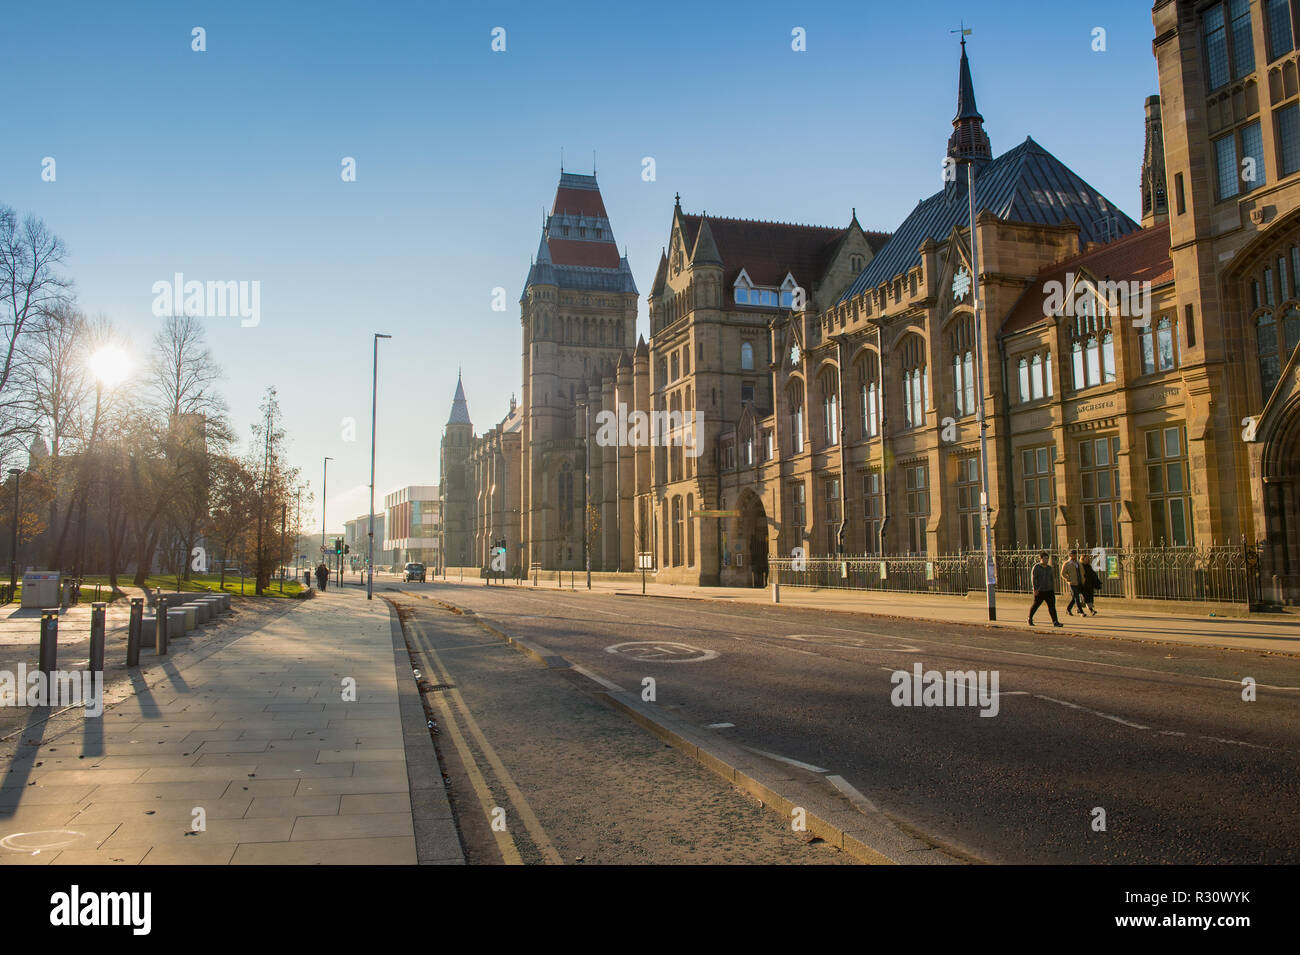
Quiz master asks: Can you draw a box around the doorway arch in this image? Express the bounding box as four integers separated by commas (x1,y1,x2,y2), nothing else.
737,490,769,588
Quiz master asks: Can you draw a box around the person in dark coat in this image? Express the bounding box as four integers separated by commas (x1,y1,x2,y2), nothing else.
1029,551,1063,627
315,563,329,591
1080,559,1102,616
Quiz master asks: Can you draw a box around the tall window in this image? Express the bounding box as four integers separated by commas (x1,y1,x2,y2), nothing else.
902,336,928,429
905,464,928,555
1018,358,1031,403
1071,292,1115,389
558,463,574,535
956,457,981,553
1146,426,1193,546
1267,0,1295,62
1140,315,1179,374
670,351,680,381
1022,446,1056,549
862,470,882,554
1080,435,1122,548
821,370,839,446
740,341,755,370
671,496,682,566
789,482,806,537
951,316,975,417
1258,311,1281,396
1215,121,1266,200
1204,0,1255,92
788,381,805,453
824,477,841,555
1278,103,1300,177
859,353,880,438
686,494,695,566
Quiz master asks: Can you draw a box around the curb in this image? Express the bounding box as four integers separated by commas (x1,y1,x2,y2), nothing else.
410,590,969,866
383,599,466,865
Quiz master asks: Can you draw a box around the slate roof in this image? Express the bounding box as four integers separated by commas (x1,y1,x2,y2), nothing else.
551,172,608,218
676,213,889,291
1002,223,1173,336
839,137,1138,304
523,172,636,296
447,374,472,426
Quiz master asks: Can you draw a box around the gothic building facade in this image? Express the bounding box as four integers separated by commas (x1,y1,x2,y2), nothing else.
440,20,1295,601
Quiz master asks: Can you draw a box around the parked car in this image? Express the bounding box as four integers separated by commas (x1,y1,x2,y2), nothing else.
404,562,426,582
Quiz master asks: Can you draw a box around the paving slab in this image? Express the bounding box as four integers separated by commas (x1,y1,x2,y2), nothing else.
0,591,418,864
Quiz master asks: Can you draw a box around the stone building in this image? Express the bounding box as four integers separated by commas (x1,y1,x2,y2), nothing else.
440,27,1292,602
1153,0,1300,602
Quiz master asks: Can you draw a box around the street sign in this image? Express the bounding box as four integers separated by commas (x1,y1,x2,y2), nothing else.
637,553,653,570
693,509,739,518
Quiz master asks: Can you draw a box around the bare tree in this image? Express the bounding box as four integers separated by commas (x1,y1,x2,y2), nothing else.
150,315,225,420
0,205,72,467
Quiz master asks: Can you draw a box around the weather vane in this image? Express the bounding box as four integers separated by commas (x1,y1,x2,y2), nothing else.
951,20,973,40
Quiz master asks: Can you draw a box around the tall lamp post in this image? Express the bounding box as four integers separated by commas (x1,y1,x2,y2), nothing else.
958,59,997,622
579,401,591,590
322,456,333,577
7,468,21,603
367,333,391,600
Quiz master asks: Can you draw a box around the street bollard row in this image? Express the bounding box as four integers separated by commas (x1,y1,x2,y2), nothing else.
36,591,234,678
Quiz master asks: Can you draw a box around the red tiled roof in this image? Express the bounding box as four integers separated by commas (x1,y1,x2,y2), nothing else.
552,186,607,218
679,213,855,289
547,238,621,269
1001,223,1173,336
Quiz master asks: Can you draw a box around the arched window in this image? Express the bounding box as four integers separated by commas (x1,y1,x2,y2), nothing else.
821,369,839,446
901,335,927,429
858,353,880,438
1045,350,1053,395
951,316,975,416
1285,306,1300,357
1258,311,1280,396
686,494,695,567
557,462,573,535
1018,358,1031,403
1102,331,1116,382
1072,288,1113,389
740,341,755,371
670,352,680,381
788,380,805,453
671,496,683,567
1030,354,1044,399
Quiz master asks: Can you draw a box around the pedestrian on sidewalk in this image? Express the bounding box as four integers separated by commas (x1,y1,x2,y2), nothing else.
1061,550,1087,616
315,562,329,591
1081,558,1101,616
1030,551,1063,627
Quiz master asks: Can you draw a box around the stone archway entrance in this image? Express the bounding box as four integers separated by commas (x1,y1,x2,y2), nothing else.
1257,391,1300,604
738,491,769,588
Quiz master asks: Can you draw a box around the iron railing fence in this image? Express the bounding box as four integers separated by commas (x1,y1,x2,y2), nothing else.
770,541,1261,606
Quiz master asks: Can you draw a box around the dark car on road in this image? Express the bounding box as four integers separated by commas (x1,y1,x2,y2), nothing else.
404,562,426,582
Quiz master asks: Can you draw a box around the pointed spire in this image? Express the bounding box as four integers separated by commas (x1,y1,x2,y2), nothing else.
635,334,649,358
651,248,669,297
690,216,722,266
947,36,992,165
447,371,472,426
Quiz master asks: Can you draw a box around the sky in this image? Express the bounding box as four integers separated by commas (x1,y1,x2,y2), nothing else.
2,0,1159,533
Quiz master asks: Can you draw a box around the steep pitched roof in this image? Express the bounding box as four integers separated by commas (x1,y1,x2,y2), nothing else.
1002,223,1173,336
523,171,636,295
446,374,472,426
676,213,886,291
840,137,1137,304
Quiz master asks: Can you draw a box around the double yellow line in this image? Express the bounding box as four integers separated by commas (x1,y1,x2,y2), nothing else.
410,618,562,866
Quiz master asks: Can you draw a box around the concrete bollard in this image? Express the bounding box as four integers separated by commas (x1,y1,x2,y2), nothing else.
39,609,58,676
169,608,190,634
190,601,210,624
156,602,168,656
127,598,143,667
89,602,106,673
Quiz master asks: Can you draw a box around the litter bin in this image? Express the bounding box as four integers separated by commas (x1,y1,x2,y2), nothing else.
21,571,60,609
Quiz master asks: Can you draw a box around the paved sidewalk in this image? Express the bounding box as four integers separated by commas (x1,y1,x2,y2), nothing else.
0,588,439,864
457,575,1300,656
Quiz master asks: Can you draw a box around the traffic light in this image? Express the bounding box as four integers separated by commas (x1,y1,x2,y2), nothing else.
334,538,343,555
344,544,350,554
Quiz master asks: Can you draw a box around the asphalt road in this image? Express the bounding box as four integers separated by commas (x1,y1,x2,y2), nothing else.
394,580,1300,864
392,595,849,864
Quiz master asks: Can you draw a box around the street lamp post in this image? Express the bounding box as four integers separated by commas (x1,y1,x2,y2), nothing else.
966,157,997,621
368,333,391,601
7,468,21,603
322,456,333,560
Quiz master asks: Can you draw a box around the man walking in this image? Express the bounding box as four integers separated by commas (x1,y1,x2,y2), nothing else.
1029,551,1063,627
315,562,329,592
1081,558,1101,616
1061,549,1087,616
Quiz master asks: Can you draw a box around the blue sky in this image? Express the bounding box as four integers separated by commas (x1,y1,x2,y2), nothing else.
3,0,1158,531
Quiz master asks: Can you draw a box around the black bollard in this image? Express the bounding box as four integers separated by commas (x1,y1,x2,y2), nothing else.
89,602,106,673
39,609,58,677
127,598,142,667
